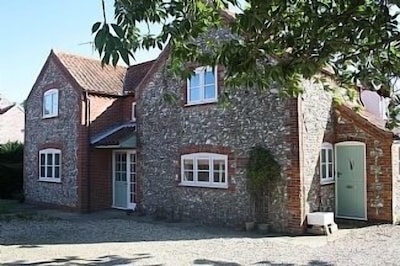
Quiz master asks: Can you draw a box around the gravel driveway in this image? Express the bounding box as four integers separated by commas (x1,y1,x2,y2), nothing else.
1,209,400,266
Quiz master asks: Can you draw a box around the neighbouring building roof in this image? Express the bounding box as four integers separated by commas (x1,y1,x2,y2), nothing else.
91,123,136,148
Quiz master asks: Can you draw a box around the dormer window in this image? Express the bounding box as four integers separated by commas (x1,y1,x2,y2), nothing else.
187,66,217,105
43,89,59,118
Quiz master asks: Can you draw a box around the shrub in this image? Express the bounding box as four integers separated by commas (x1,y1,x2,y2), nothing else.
0,141,23,199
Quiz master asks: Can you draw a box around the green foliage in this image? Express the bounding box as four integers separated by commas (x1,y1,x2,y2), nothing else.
93,0,400,125
0,141,23,199
247,146,280,200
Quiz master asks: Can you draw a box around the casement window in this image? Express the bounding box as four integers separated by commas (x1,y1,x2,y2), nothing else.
39,148,61,182
187,66,217,105
43,89,59,118
131,102,136,122
181,153,228,188
320,143,334,184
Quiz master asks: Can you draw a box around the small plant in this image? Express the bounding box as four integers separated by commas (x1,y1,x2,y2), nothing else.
247,146,280,200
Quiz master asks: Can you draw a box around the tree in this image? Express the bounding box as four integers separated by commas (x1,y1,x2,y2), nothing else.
93,0,400,127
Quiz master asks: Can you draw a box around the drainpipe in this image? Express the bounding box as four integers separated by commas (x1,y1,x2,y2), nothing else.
84,91,91,212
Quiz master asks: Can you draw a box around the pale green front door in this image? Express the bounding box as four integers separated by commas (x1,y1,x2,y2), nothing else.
113,151,137,209
336,143,366,219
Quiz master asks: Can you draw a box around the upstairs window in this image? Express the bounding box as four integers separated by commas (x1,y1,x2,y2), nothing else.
320,143,334,184
187,66,217,105
39,148,61,182
181,153,228,188
43,89,59,118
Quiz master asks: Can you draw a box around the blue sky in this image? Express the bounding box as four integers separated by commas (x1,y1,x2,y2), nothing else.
0,1,160,103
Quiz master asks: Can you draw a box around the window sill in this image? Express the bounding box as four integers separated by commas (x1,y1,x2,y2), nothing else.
184,100,218,107
42,114,58,119
39,178,61,183
320,180,335,185
179,182,228,189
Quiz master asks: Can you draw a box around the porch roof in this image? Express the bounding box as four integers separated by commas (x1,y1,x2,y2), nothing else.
91,123,136,148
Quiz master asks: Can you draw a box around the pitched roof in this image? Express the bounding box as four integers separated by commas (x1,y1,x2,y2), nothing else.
0,94,16,115
53,50,127,96
124,60,156,93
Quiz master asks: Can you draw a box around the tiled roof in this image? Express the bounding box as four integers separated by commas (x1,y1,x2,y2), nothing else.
0,94,16,115
53,50,127,96
124,60,156,93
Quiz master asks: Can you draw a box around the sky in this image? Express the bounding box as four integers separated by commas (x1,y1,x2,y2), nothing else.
0,1,160,104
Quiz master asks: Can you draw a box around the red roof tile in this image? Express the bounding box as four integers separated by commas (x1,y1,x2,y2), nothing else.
124,60,156,93
53,50,127,96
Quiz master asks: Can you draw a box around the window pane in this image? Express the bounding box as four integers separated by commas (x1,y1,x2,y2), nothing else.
121,174,127,182
190,87,201,102
213,172,226,183
47,154,53,165
321,164,326,179
197,159,209,171
205,69,215,85
44,96,51,115
213,160,225,171
321,149,326,162
184,171,194,181
190,73,200,88
55,167,60,178
47,166,53,177
183,159,193,170
54,154,60,165
198,172,209,182
40,166,45,177
204,85,215,99
328,163,333,178
328,149,333,162
40,154,45,166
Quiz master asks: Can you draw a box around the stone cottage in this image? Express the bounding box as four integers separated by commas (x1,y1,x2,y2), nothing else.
24,44,400,233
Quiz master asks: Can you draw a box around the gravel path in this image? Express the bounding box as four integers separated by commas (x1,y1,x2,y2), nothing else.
1,211,400,265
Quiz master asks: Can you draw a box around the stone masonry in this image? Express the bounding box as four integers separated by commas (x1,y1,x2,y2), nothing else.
24,58,80,208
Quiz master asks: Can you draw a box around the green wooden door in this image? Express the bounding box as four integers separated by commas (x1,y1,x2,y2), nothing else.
113,152,128,209
336,143,366,219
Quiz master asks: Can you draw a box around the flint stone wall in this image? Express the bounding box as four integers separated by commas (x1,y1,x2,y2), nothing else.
300,80,335,214
24,59,79,207
138,62,292,230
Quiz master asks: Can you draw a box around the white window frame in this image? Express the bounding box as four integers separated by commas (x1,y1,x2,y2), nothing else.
180,152,228,189
43,89,59,118
320,142,334,184
131,102,136,122
186,66,218,105
39,148,61,183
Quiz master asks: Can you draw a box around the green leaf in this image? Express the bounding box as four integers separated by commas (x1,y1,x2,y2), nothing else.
92,22,101,33
111,24,124,38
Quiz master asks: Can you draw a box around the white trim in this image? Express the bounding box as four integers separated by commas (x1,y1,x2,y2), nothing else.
112,150,137,210
334,141,367,220
38,148,61,182
42,89,59,118
320,142,334,185
180,152,228,189
186,66,218,105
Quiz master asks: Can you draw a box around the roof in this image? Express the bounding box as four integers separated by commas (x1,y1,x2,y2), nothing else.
53,50,127,96
124,60,156,93
0,94,17,115
91,123,136,147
